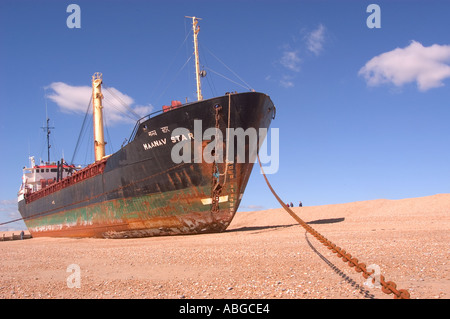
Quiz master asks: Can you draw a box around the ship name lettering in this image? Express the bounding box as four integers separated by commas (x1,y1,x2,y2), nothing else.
171,132,194,143
143,138,167,150
160,126,170,133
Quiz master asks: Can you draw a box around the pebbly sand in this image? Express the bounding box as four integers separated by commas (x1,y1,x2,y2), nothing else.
0,193,448,299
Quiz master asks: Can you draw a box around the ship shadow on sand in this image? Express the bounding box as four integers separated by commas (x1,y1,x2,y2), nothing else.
228,217,345,234
307,217,345,225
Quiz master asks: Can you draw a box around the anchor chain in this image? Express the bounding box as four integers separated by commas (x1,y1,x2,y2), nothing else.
257,154,410,299
210,94,233,215
210,104,223,214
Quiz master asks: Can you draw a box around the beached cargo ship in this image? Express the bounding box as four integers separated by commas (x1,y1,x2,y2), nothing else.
17,17,275,238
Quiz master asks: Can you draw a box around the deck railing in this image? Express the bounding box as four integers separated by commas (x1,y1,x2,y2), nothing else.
25,159,107,203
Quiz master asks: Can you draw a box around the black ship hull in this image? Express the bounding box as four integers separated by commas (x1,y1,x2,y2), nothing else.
18,92,275,238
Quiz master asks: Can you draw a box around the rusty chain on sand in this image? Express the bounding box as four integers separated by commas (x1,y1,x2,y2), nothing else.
257,154,411,299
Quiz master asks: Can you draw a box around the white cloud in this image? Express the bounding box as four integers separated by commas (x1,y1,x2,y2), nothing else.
359,41,450,91
279,75,294,88
280,50,301,72
46,82,153,125
306,24,326,56
272,24,327,88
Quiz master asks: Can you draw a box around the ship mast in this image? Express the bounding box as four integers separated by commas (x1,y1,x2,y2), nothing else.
41,98,54,163
92,72,106,162
186,16,203,101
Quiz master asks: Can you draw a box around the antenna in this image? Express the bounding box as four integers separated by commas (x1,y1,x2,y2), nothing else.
41,97,54,163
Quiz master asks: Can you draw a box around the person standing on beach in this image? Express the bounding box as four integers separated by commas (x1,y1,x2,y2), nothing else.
299,201,302,207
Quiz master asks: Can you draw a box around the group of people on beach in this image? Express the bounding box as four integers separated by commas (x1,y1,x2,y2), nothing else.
286,201,302,207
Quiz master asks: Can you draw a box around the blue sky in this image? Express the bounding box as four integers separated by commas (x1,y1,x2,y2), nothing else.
1,0,449,230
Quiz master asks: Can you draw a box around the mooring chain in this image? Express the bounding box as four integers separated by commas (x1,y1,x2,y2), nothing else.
256,154,410,299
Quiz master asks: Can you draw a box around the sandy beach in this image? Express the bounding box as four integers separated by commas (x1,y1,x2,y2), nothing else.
0,193,448,299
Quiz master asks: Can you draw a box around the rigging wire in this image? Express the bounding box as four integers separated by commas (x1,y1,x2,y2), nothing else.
71,95,92,165
104,112,114,155
201,43,254,92
150,28,193,103
203,65,217,97
203,66,252,91
71,81,144,166
199,44,217,97
103,84,141,120
155,53,194,104
184,18,192,94
83,121,94,166
102,94,138,122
